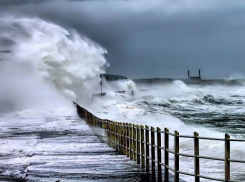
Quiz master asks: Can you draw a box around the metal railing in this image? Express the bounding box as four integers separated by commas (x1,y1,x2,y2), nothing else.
74,102,245,182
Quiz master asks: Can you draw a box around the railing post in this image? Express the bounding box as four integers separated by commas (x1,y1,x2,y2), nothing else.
87,112,89,123
91,114,93,124
225,134,230,182
141,125,145,169
121,123,123,154
146,125,150,172
174,131,179,182
194,132,200,182
119,122,121,153
133,124,137,161
157,127,162,182
107,121,110,146
87,112,90,123
130,124,133,160
89,113,92,124
85,110,88,122
151,127,156,179
106,120,109,146
126,123,130,157
102,119,104,128
137,125,140,164
116,122,119,152
123,123,126,155
164,128,169,182
111,121,114,148
114,122,117,149
110,121,113,149
108,121,111,147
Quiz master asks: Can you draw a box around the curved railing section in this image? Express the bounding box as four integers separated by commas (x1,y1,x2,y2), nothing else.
73,102,245,182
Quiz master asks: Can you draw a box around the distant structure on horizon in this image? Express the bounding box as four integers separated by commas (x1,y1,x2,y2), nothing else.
188,69,201,80
97,74,128,96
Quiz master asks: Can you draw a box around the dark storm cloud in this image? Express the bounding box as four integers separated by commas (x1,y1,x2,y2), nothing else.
1,0,245,79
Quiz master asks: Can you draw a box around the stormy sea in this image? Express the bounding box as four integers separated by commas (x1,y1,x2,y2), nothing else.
1,17,245,182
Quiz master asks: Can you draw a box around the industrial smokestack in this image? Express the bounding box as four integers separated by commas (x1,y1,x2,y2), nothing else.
188,70,190,78
199,69,201,78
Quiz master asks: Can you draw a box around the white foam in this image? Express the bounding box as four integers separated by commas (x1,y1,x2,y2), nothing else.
92,81,245,181
0,16,107,113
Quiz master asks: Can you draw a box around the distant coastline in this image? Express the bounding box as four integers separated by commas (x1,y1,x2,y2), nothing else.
133,78,245,85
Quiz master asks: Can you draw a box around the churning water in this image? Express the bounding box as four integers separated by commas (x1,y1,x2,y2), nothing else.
1,16,245,181
94,81,245,181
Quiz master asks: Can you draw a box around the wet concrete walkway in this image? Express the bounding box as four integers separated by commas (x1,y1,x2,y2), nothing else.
25,119,150,182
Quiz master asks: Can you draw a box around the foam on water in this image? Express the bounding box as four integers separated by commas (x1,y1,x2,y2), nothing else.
93,80,245,181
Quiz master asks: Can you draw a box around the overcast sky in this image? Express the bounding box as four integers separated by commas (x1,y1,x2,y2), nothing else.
1,0,245,79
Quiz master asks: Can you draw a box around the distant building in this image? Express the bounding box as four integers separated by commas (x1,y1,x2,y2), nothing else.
100,74,127,81
188,70,201,80
98,74,128,96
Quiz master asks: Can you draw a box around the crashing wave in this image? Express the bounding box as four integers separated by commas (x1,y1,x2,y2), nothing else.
0,16,107,112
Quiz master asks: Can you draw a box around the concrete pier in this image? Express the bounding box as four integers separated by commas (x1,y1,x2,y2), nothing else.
24,119,150,182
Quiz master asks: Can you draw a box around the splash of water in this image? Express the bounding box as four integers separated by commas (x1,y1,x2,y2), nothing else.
0,16,107,113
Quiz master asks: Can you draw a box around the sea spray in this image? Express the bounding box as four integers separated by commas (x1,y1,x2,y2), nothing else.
93,80,245,181
0,16,107,113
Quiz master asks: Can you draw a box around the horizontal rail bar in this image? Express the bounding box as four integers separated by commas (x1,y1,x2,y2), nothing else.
229,138,245,142
178,134,194,139
229,159,245,163
178,152,194,158
166,165,175,172
198,155,225,161
146,156,151,160
166,148,175,154
167,131,175,136
198,174,224,181
197,136,224,141
178,170,195,177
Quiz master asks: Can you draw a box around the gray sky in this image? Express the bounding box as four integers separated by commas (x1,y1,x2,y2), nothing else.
1,0,245,79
